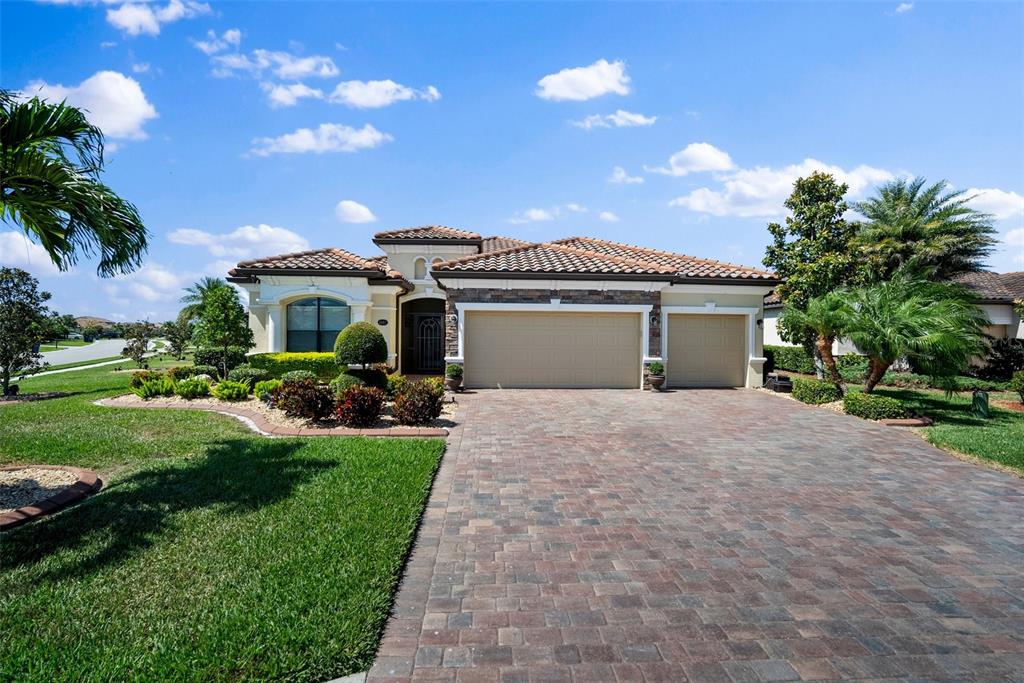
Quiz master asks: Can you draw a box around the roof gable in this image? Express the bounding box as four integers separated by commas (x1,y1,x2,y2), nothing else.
433,241,678,277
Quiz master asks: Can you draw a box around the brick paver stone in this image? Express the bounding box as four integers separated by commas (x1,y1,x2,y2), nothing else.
367,389,1024,682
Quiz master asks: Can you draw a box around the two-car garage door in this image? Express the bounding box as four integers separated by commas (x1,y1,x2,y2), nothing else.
464,311,641,388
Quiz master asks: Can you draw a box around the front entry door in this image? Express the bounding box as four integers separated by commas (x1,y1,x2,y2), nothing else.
413,314,444,374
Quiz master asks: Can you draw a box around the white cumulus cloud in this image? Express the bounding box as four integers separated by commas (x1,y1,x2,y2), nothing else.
508,204,587,224
335,200,377,224
1004,228,1024,248
572,110,656,130
193,28,242,55
329,80,441,109
106,0,210,37
966,188,1024,221
598,211,620,223
646,142,734,177
895,3,914,13
261,82,324,108
669,156,894,218
608,166,644,185
212,48,339,80
536,59,630,101
249,123,393,156
24,71,157,139
168,224,310,259
0,232,65,276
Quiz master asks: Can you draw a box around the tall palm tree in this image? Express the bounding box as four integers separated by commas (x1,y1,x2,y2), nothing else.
179,276,230,321
840,269,987,393
853,177,997,282
780,291,850,390
0,91,149,276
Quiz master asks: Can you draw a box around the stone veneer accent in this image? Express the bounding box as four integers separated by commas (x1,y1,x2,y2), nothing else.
444,288,661,359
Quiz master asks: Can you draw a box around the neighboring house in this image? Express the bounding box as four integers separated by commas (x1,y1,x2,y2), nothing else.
762,270,1024,355
228,226,779,389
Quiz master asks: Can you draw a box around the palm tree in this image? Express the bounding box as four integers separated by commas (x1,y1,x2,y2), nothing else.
853,177,997,282
840,269,987,393
780,291,850,390
0,91,148,276
179,276,230,321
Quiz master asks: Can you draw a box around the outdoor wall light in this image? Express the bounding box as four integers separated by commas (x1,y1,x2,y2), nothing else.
756,318,763,328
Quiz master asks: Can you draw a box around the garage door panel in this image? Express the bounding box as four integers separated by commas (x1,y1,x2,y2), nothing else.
465,311,641,388
667,314,745,387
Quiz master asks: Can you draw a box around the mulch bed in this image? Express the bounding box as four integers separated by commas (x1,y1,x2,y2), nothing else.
97,395,452,437
0,465,102,531
993,400,1024,414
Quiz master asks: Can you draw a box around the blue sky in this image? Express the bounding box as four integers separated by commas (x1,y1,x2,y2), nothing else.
2,0,1022,321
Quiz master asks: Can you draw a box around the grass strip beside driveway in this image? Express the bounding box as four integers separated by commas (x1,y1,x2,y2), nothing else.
1,363,445,682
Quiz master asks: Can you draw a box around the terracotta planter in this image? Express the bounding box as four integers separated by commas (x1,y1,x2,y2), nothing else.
444,376,463,391
648,375,666,392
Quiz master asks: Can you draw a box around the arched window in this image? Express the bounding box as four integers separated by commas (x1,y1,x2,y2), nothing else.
286,297,350,352
414,258,427,280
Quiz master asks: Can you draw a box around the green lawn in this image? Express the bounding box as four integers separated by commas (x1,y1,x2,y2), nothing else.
870,387,1024,474
36,355,125,373
42,339,92,349
1,363,445,682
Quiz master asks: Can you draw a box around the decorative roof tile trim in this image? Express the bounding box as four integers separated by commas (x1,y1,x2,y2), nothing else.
234,247,382,272
372,225,482,241
553,236,777,280
954,271,1024,302
432,241,679,276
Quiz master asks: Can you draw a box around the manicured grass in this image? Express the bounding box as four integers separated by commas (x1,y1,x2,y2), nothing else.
870,387,1024,474
1,363,445,682
42,339,92,349
32,355,124,373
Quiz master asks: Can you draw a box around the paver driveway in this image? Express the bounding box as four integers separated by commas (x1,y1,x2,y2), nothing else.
368,390,1024,682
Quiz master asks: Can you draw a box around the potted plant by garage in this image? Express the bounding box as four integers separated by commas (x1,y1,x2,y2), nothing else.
444,363,464,391
646,361,666,391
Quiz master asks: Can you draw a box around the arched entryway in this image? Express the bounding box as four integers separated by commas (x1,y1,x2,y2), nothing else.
401,297,445,374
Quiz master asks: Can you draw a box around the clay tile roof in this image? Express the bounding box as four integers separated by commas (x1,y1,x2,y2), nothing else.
233,247,381,273
433,241,678,276
373,225,482,241
953,271,1024,302
364,254,405,280
551,237,778,281
481,235,530,253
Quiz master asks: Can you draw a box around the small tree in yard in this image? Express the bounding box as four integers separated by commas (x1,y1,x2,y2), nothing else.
780,292,850,391
163,314,192,359
121,322,156,368
334,321,387,370
839,269,987,393
193,286,254,378
763,172,860,378
0,267,52,395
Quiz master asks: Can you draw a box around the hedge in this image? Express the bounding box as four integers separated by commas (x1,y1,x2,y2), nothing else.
791,378,842,405
764,345,816,375
843,393,910,420
247,352,339,380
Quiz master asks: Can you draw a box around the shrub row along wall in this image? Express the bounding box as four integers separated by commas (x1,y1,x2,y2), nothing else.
247,353,340,380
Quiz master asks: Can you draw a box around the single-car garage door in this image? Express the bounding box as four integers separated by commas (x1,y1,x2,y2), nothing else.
667,314,745,387
465,311,641,388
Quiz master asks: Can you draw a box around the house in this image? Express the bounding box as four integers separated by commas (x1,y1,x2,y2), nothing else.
762,270,1024,355
227,226,779,389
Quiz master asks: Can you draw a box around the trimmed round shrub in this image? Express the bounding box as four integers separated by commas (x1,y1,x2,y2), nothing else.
133,376,175,399
335,385,385,427
646,361,664,376
345,368,387,390
193,346,249,372
185,364,220,379
166,365,199,381
227,365,271,388
1011,370,1024,404
246,352,339,380
386,372,409,399
212,380,250,401
269,379,335,421
445,363,464,379
329,372,365,395
792,378,842,405
174,377,211,399
392,379,445,426
334,321,388,368
281,369,318,385
764,345,816,375
254,379,282,401
843,392,911,420
129,369,163,389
